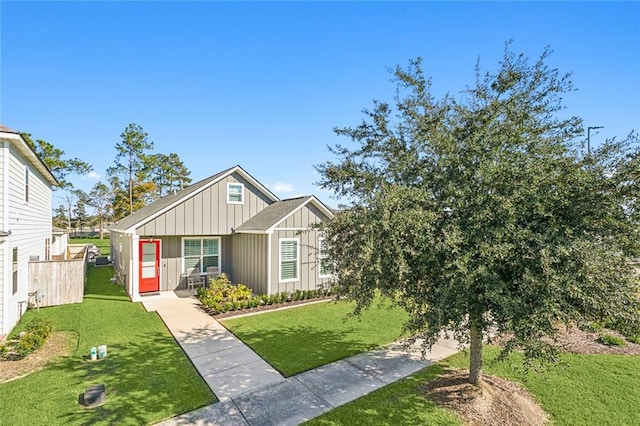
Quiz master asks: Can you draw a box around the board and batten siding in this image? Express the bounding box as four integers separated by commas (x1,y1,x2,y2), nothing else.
268,202,332,294
278,203,328,229
1,144,53,335
136,173,273,236
231,233,268,294
137,235,233,292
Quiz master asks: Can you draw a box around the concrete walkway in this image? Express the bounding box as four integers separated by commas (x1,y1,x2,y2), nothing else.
142,293,285,401
143,293,460,426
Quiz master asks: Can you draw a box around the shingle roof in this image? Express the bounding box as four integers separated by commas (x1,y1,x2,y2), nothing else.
234,196,313,232
0,125,19,134
110,166,235,232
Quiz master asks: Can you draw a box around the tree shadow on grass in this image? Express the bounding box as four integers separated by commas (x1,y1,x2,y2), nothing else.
51,333,214,425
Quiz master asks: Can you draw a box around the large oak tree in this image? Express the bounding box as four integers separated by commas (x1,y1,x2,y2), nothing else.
316,45,640,385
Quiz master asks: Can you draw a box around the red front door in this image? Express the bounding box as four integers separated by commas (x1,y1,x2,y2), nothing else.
139,240,160,293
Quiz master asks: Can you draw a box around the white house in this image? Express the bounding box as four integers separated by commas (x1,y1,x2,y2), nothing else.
0,125,58,339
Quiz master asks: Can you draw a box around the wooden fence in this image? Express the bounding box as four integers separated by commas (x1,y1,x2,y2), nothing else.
28,245,88,308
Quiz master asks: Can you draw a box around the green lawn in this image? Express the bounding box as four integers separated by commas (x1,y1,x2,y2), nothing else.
0,265,214,426
447,347,640,425
308,346,640,425
221,299,408,376
69,237,111,257
307,363,461,426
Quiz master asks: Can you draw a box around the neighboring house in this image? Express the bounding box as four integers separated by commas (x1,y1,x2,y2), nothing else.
0,125,59,338
51,226,69,259
110,165,334,301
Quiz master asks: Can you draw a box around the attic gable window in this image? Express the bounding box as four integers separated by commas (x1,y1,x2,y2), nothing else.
227,182,244,204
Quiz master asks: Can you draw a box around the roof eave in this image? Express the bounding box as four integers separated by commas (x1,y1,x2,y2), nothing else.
265,196,334,233
0,131,59,187
116,165,280,232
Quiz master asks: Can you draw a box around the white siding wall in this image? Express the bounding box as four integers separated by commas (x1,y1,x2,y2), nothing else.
0,142,5,231
1,144,53,336
0,248,4,336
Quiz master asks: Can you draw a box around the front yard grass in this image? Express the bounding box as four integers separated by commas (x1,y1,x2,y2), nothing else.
446,347,640,425
0,265,214,426
221,299,408,376
307,346,640,425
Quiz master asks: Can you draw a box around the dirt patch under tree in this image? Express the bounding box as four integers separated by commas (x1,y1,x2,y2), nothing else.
423,369,548,426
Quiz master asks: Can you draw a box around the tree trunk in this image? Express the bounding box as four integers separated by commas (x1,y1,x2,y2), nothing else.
469,324,483,385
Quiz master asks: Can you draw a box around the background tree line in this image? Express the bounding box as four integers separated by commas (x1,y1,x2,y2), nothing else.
28,123,191,238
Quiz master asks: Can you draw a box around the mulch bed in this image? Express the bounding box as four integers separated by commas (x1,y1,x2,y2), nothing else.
555,327,640,355
489,327,640,355
0,331,77,383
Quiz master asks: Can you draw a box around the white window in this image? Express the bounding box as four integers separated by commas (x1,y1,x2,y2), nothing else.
183,238,220,273
227,183,244,204
25,167,29,202
12,247,18,294
318,237,331,278
279,238,299,282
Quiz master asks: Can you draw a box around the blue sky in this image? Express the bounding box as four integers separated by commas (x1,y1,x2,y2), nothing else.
2,1,639,210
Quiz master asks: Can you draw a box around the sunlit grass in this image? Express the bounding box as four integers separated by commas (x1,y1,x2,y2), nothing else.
0,265,214,426
222,298,408,376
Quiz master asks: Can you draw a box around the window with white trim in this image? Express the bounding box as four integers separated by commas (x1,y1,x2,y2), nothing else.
279,238,299,282
25,167,29,202
318,237,331,278
12,247,18,294
183,238,220,273
227,183,244,204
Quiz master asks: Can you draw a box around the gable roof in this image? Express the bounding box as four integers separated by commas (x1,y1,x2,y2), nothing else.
110,165,279,233
0,125,59,186
234,195,334,233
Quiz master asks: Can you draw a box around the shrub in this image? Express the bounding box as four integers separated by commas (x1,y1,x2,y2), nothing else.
628,335,640,344
15,333,44,357
598,333,627,347
1,317,53,360
583,322,605,333
197,275,254,310
0,344,9,359
25,317,53,338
